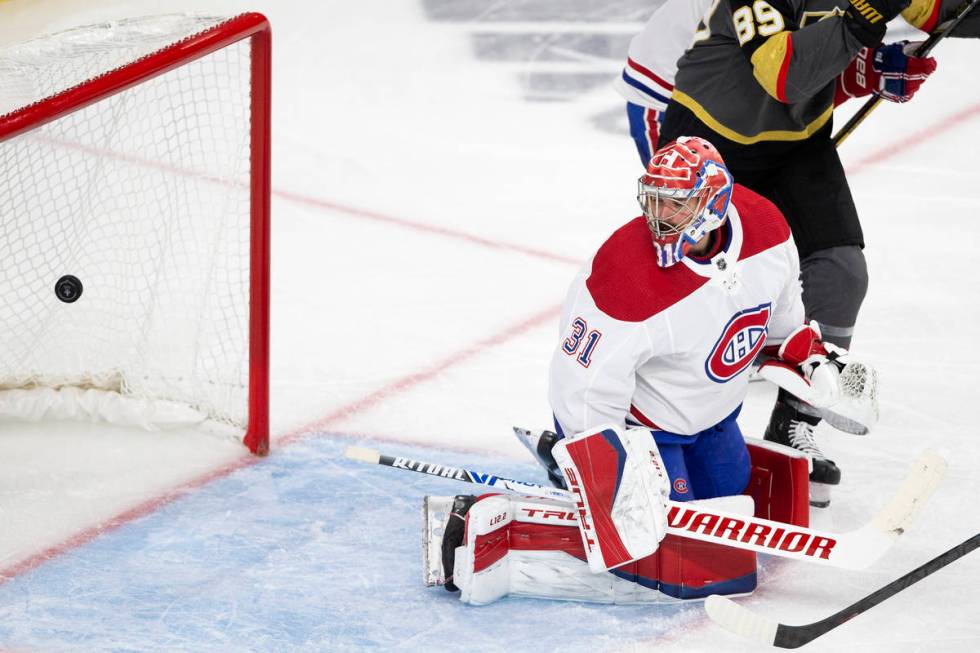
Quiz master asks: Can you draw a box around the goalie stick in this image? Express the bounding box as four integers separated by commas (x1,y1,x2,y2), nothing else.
705,531,980,648
344,445,945,570
833,0,980,147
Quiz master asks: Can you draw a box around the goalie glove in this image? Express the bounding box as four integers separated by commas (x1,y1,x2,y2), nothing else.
759,322,879,435
551,424,670,573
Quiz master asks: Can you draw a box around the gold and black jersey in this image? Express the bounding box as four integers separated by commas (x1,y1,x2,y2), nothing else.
670,0,977,146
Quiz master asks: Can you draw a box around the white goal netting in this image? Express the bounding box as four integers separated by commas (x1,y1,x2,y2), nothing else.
0,15,259,436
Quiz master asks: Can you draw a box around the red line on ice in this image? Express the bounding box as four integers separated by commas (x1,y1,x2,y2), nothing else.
278,304,561,444
845,101,980,176
273,189,582,266
0,456,258,585
0,304,561,585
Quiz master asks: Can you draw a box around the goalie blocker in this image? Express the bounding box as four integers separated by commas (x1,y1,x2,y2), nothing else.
424,437,810,605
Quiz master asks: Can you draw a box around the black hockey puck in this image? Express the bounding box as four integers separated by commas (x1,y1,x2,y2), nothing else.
55,275,83,303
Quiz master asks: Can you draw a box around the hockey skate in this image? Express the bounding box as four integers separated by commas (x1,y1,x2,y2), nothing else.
764,398,840,508
512,427,566,489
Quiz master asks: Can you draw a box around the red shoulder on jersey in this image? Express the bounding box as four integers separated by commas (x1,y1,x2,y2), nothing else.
732,184,792,261
585,217,708,323
585,185,792,322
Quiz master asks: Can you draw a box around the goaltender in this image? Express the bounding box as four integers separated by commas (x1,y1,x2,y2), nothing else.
430,137,877,605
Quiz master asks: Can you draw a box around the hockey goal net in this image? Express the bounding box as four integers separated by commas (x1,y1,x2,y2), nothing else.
0,14,271,454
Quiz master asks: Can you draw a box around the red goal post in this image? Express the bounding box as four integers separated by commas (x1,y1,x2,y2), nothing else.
0,14,271,454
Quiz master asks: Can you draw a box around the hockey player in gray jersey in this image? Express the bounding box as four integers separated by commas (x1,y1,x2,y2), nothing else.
657,0,978,506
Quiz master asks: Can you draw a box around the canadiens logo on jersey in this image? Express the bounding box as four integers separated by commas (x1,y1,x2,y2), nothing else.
705,303,771,383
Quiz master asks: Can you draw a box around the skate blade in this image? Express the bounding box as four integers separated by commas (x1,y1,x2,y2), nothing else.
809,483,832,509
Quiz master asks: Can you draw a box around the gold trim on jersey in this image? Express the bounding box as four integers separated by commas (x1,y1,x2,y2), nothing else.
671,89,834,144
750,32,791,101
800,6,846,27
901,0,939,28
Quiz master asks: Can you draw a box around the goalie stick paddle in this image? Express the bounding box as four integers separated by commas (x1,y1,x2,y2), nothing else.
344,445,945,569
705,531,980,648
833,0,980,147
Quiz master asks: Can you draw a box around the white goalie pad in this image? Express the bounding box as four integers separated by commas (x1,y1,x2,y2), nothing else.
441,493,756,605
552,424,671,573
448,494,675,606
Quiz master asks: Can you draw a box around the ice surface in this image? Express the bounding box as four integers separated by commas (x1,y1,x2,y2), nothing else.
0,439,716,652
0,0,978,651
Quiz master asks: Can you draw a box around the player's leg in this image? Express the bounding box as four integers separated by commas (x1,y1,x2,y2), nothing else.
679,407,752,500
626,101,662,167
747,132,867,348
628,494,758,600
651,432,693,500
449,422,809,604
433,493,757,604
637,434,809,599
764,394,840,508
649,416,759,599
743,439,811,527
799,246,869,350
520,417,749,503
739,133,864,507
435,492,671,605
519,421,697,499
456,425,755,604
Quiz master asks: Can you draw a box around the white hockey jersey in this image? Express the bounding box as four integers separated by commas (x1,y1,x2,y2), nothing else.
614,0,712,111
549,185,804,437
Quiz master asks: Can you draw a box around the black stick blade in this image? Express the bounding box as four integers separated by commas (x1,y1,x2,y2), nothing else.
707,532,980,648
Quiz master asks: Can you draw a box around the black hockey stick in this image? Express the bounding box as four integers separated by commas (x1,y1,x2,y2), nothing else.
705,531,980,648
833,0,980,147
344,445,945,569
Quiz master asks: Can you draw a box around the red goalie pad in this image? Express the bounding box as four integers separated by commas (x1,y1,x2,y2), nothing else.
453,439,809,603
744,438,810,528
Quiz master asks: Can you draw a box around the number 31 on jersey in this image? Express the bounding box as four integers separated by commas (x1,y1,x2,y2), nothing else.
562,317,602,368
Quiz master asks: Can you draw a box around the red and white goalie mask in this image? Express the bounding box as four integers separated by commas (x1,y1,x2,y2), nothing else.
637,136,734,268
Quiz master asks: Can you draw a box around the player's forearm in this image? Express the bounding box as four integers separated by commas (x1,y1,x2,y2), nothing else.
749,19,863,103
903,0,980,36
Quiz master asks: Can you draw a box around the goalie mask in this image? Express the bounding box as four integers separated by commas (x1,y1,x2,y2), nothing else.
637,136,734,268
